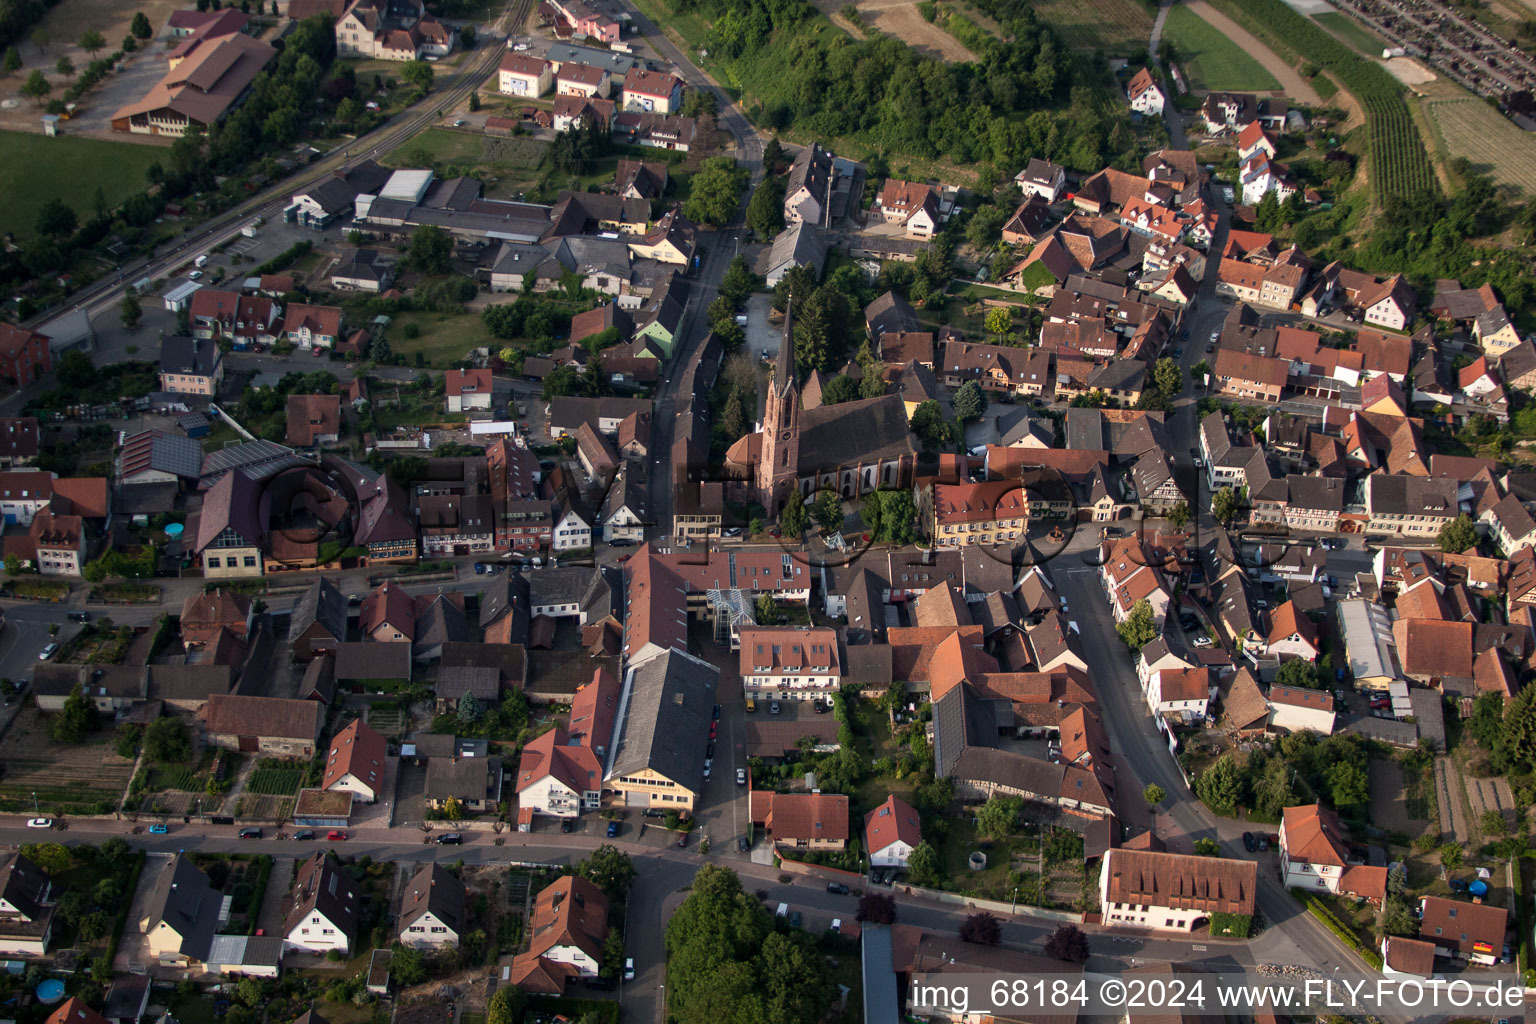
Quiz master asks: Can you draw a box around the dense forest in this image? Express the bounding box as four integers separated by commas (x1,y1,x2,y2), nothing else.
667,0,1137,173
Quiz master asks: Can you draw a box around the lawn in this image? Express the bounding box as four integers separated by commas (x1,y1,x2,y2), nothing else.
0,131,165,240
1164,4,1282,92
1311,11,1386,55
384,309,501,368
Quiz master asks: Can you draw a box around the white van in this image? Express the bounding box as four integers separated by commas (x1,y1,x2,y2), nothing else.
194,254,210,268
775,903,788,918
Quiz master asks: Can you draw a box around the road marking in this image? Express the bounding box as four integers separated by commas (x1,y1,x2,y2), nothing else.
1192,944,1207,951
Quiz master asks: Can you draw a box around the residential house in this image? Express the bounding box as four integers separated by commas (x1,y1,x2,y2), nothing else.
738,626,841,702
1145,667,1210,723
282,304,343,350
1015,158,1066,202
1418,894,1507,964
1279,804,1386,902
283,853,361,955
425,754,503,814
0,326,50,388
749,791,850,852
621,67,682,113
865,794,921,869
1267,686,1336,735
289,578,348,661
1363,474,1458,538
556,62,611,98
1265,600,1319,661
0,852,53,956
322,719,388,803
140,854,220,966
1099,848,1257,933
927,479,1029,548
397,863,465,949
445,368,494,413
1126,67,1165,115
286,395,341,448
159,336,224,395
360,581,415,643
522,875,609,979
764,221,827,288
784,143,833,228
875,179,941,239
499,53,552,96
195,469,263,578
1474,305,1523,359
1213,348,1287,402
330,249,394,293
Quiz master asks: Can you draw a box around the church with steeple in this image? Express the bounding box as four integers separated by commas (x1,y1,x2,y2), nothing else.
725,301,919,517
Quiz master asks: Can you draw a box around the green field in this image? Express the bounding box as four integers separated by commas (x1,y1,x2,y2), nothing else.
1165,5,1283,92
1426,97,1536,196
384,128,548,172
0,131,165,240
1311,11,1386,56
1030,0,1154,53
246,767,305,796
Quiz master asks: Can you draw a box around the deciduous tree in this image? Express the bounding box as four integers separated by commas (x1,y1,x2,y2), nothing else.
1439,514,1477,554
960,911,1002,945
684,156,749,227
78,30,106,56
976,794,1022,839
1143,783,1165,807
1044,924,1089,963
19,69,51,105
856,891,897,924
1115,599,1158,650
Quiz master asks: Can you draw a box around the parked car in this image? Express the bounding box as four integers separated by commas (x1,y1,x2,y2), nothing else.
788,911,802,929
702,761,712,780
560,818,574,833
293,830,314,840
607,821,619,838
769,701,781,715
239,827,262,839
435,832,463,845
826,882,849,895
1257,836,1270,851
738,835,750,852
713,704,721,720
149,824,169,834
67,611,89,622
26,818,52,829
624,959,635,982
1192,635,1213,648
1242,831,1257,852
745,697,757,712
677,833,688,848
736,768,747,786
326,830,347,841
1205,342,1215,353
38,643,57,661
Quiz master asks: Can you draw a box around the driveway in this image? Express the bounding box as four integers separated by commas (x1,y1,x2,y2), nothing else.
114,852,174,971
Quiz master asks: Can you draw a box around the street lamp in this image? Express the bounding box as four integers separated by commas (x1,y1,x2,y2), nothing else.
31,792,37,814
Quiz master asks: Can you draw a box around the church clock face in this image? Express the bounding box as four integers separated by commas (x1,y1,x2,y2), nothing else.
781,431,792,440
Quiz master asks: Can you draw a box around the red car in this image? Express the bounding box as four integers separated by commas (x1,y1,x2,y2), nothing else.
326,830,347,841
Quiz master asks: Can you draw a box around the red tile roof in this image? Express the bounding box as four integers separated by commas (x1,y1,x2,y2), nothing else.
322,719,388,794
864,794,922,854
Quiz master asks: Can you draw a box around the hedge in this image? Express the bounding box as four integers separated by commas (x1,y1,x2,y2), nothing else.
1514,858,1535,987
1292,889,1383,969
256,240,313,276
106,851,147,964
247,854,274,934
524,996,618,1023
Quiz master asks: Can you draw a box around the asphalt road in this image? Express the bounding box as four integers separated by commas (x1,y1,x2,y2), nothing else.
0,818,1302,1007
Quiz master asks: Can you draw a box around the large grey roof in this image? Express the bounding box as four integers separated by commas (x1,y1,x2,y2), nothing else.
606,649,716,786
290,578,348,645
160,336,219,377
142,854,221,959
